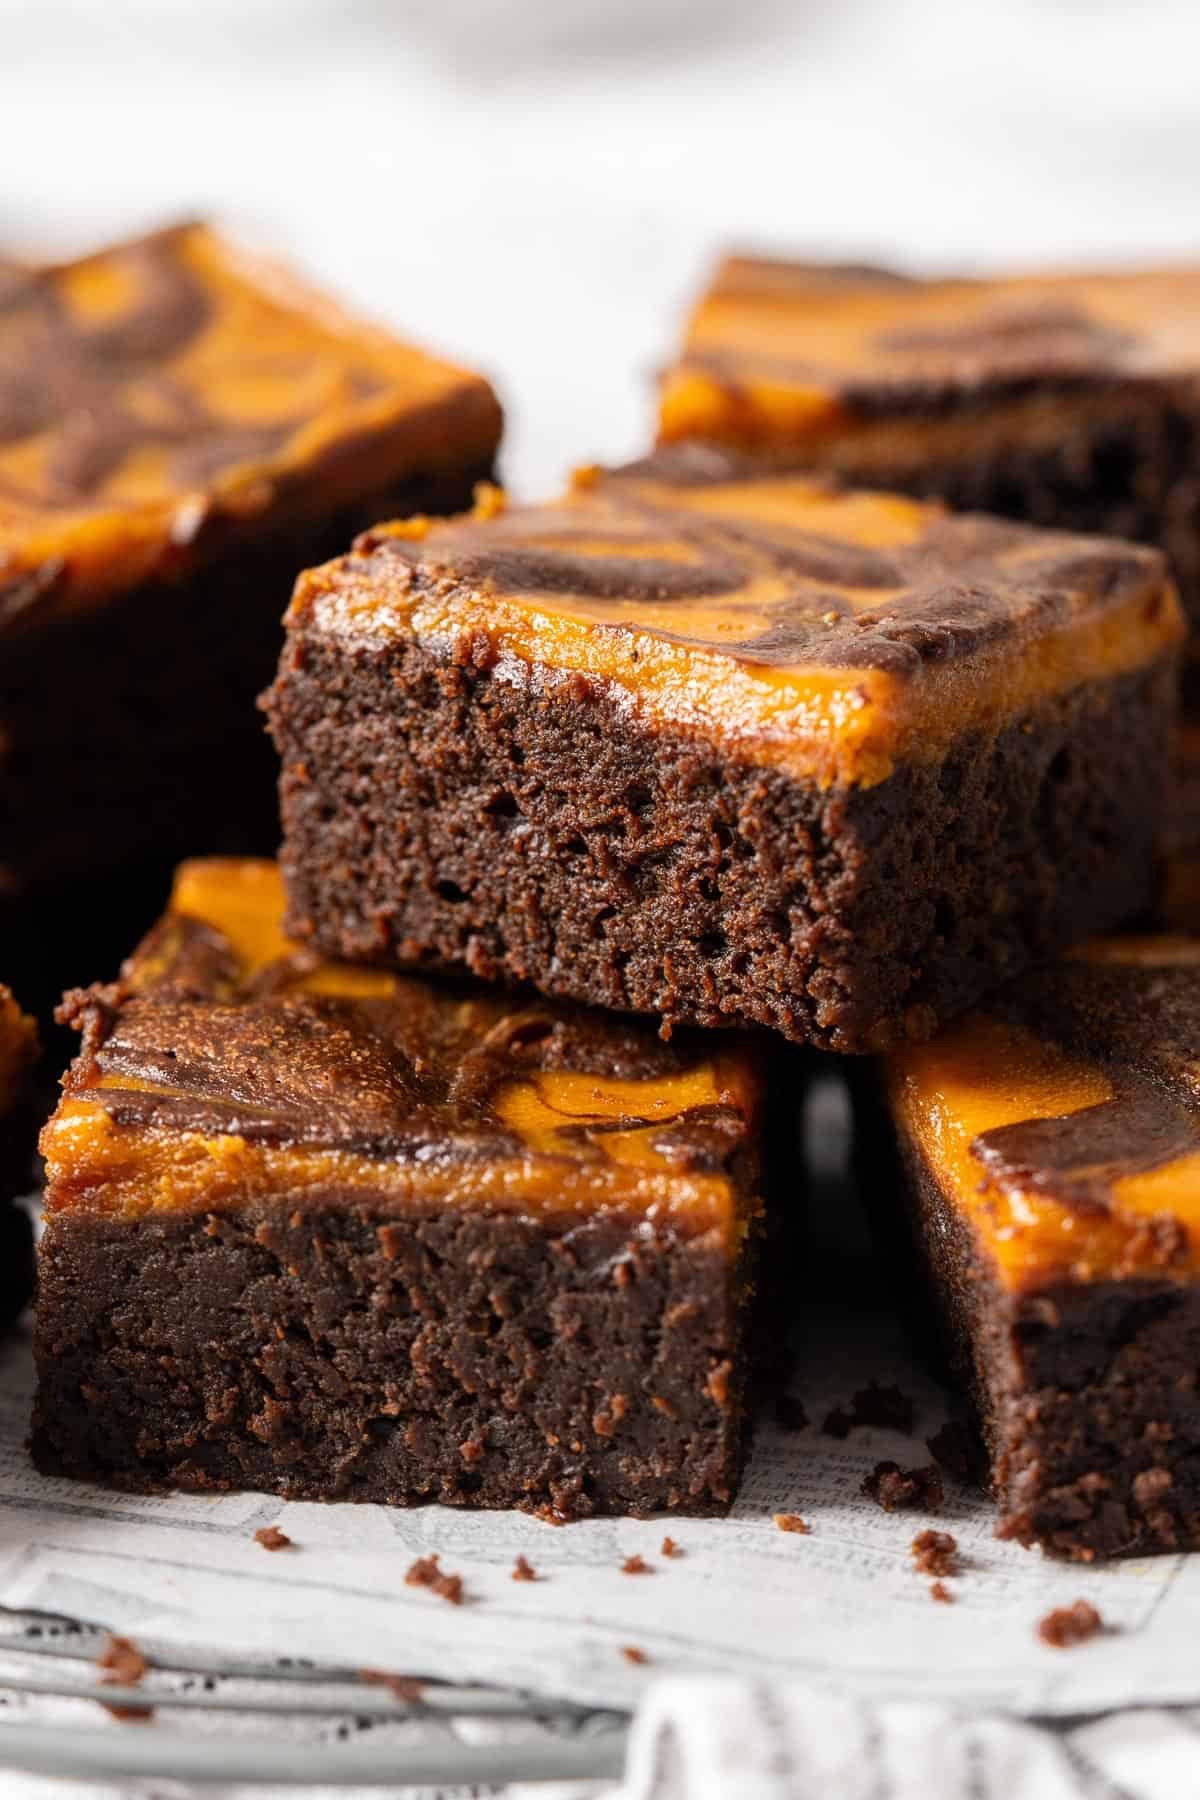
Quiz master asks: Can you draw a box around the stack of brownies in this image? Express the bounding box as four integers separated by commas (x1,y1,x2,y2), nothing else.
7,227,1200,1560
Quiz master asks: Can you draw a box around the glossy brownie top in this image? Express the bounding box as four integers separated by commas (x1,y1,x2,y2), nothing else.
0,987,36,1116
0,222,501,635
43,859,763,1227
659,254,1200,451
286,452,1181,787
887,935,1200,1287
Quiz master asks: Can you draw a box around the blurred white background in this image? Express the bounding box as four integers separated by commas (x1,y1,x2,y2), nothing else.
2,0,1198,492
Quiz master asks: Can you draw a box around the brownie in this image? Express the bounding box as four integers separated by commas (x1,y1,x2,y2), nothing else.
879,934,1200,1559
0,221,501,915
658,255,1200,703
33,858,768,1516
0,988,37,1328
265,453,1181,1053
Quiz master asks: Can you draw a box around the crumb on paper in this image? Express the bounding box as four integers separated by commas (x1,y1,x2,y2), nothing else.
926,1418,979,1484
930,1580,954,1605
910,1529,958,1577
862,1460,944,1513
254,1525,293,1552
1037,1600,1105,1648
774,1393,809,1432
621,1553,653,1575
405,1553,465,1605
849,1383,915,1434
96,1634,152,1723
824,1382,915,1440
820,1382,913,1440
359,1669,426,1703
97,1635,148,1685
660,1536,682,1558
821,1405,853,1440
773,1513,810,1535
512,1555,538,1582
621,1646,649,1665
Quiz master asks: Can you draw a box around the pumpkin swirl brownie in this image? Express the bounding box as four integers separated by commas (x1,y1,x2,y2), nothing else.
0,220,501,904
882,935,1200,1559
266,453,1181,1052
33,859,768,1515
0,987,36,1329
659,257,1200,704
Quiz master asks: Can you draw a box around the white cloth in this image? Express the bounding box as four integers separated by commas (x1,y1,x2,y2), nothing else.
613,1681,1200,1800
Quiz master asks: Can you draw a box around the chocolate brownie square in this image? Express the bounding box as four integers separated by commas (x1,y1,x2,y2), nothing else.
879,933,1200,1558
34,859,768,1516
266,453,1180,1051
0,220,501,908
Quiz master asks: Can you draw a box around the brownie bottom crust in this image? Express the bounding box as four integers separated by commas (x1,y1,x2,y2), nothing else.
33,1202,747,1518
892,1124,1200,1561
273,640,1172,1052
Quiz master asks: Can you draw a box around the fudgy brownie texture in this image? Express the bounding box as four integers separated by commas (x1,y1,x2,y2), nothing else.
878,937,1200,1559
659,256,1200,704
267,458,1180,1052
275,649,1171,1053
36,1207,742,1514
33,860,767,1515
0,222,501,903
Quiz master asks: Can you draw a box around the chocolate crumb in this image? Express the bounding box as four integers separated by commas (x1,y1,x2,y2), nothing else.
823,1382,915,1440
405,1553,465,1605
360,1669,425,1703
621,1553,653,1575
96,1634,152,1722
930,1580,954,1605
512,1554,538,1582
862,1461,944,1512
911,1529,958,1577
850,1383,915,1435
254,1525,293,1552
622,1645,649,1665
774,1393,809,1432
926,1419,980,1485
660,1536,682,1558
773,1513,811,1535
1037,1600,1105,1648
97,1635,148,1684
